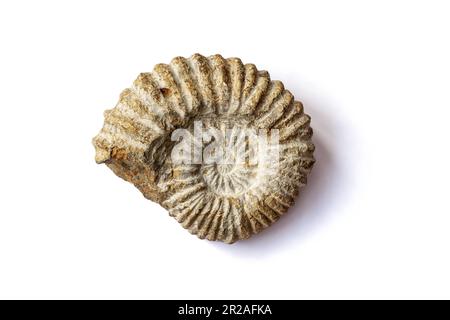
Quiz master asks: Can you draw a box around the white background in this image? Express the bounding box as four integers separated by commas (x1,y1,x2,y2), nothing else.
0,0,449,299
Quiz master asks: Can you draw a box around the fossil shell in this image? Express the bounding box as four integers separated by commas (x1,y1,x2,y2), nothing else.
93,54,315,243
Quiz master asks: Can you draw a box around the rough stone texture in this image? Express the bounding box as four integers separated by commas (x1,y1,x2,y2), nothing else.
92,54,315,243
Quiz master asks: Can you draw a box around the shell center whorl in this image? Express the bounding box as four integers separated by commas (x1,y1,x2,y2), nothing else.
200,161,257,197
169,115,281,198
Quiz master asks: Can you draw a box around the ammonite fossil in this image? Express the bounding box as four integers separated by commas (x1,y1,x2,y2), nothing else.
93,54,315,243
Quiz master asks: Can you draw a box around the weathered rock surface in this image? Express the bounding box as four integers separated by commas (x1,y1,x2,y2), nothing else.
93,54,315,243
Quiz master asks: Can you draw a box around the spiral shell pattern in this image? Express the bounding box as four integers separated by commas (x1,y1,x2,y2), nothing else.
93,54,315,243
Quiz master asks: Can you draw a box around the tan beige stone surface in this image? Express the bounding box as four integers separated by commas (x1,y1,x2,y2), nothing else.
93,54,315,243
